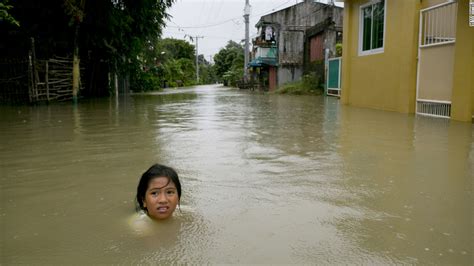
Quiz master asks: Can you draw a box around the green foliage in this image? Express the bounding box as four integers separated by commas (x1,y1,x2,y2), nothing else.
306,59,324,73
99,1,176,91
0,0,19,27
213,40,244,86
335,43,342,57
131,70,161,91
223,68,243,87
63,0,85,25
275,73,324,95
159,58,196,88
3,0,209,95
157,38,195,61
302,72,323,91
199,63,216,85
130,37,202,90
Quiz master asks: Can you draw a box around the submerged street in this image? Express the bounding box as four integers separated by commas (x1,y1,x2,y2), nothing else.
0,85,472,264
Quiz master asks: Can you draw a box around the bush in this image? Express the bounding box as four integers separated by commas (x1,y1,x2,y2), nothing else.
131,71,161,91
336,43,342,57
222,68,243,87
274,71,324,95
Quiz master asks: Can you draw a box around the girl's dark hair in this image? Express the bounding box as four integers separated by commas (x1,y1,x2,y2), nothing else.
135,164,181,212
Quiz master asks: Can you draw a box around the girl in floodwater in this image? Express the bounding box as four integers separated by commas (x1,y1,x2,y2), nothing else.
135,163,182,221
128,164,183,239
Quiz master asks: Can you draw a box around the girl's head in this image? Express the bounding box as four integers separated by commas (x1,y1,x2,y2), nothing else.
136,164,182,220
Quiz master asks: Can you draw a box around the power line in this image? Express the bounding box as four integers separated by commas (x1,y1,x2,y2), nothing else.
253,0,292,17
164,30,235,40
165,18,239,29
165,0,293,29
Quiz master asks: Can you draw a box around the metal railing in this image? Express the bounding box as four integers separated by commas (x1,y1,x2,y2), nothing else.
416,99,451,118
420,1,457,47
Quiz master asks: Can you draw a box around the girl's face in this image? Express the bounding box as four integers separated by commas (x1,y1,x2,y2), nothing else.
143,176,179,220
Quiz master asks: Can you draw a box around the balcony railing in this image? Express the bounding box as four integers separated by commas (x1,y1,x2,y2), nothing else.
255,47,277,59
253,37,276,47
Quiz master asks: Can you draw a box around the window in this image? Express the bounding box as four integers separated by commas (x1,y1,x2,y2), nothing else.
359,0,385,55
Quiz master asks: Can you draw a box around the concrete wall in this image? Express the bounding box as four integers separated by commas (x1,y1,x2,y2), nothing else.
450,0,474,122
260,0,337,30
341,0,472,122
324,30,340,58
421,0,447,9
259,0,344,85
341,0,420,113
278,66,304,85
279,30,305,65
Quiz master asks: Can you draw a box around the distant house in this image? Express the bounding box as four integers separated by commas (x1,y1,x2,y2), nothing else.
339,0,473,122
248,0,343,91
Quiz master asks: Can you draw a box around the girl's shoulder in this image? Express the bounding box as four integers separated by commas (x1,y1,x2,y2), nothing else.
128,211,155,235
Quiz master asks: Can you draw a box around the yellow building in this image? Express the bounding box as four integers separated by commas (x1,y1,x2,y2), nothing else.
339,0,473,122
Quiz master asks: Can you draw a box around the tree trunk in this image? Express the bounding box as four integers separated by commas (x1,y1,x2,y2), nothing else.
72,22,80,103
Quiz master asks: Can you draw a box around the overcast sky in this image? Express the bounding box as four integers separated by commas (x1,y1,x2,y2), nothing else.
162,0,342,62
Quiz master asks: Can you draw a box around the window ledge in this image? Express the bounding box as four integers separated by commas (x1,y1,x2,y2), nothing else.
358,48,384,56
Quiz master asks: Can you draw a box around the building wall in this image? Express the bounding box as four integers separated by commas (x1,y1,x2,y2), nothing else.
341,0,420,113
259,0,343,86
450,0,474,122
278,66,304,85
342,0,473,121
421,0,447,8
279,30,305,65
260,1,339,32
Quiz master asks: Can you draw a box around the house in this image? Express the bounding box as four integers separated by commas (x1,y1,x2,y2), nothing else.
338,0,473,122
248,0,343,91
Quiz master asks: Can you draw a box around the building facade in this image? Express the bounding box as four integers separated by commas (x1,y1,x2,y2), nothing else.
249,0,343,91
339,0,473,122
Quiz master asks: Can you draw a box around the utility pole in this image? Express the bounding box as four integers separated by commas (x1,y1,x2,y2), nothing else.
244,0,250,81
194,36,204,84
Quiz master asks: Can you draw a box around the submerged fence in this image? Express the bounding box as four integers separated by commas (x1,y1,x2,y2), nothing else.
32,57,75,102
0,58,30,103
1,37,78,104
0,56,75,104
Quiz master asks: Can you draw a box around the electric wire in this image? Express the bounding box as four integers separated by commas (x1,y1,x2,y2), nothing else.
165,0,293,29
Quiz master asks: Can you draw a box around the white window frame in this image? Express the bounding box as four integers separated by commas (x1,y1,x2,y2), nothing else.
358,0,387,56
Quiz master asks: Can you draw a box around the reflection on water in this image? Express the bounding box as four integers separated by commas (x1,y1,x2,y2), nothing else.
0,85,472,264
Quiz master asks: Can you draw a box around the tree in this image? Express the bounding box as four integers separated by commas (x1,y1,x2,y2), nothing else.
137,38,197,89
63,0,86,102
0,0,19,27
91,0,175,93
1,0,175,97
199,62,216,85
213,40,244,86
157,38,195,61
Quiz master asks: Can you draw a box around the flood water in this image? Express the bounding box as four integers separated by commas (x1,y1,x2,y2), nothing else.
1,85,472,264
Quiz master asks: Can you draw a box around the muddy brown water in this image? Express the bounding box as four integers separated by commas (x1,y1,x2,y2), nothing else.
1,85,472,264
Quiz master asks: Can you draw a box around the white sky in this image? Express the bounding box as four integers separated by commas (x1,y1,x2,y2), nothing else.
162,0,342,62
